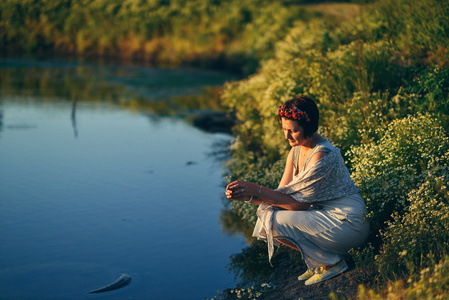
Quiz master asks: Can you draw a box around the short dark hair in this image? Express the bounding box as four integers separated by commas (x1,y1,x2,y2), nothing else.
277,95,319,138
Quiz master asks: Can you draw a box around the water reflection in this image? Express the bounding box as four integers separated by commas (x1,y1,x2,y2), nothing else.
219,204,279,287
0,57,235,116
0,57,245,299
0,108,3,132
228,241,276,286
71,97,78,137
220,206,255,240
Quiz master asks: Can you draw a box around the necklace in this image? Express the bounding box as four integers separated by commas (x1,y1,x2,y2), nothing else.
301,147,307,157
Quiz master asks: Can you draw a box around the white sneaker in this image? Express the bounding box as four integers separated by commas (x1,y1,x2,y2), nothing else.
304,260,348,285
297,269,314,281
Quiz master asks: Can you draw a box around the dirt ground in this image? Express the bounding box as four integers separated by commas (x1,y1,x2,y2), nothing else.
221,251,373,300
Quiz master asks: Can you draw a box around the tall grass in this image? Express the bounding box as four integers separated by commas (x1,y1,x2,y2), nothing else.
0,0,308,74
220,0,449,294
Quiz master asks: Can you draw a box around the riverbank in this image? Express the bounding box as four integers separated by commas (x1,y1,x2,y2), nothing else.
217,251,373,300
261,253,369,300
0,0,312,76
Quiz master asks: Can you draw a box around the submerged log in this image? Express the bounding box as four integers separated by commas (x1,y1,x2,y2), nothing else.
192,110,235,134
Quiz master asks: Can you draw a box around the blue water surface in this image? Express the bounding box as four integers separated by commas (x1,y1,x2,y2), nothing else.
0,58,246,299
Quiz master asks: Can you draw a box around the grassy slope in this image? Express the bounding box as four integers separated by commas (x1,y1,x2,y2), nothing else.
218,1,449,299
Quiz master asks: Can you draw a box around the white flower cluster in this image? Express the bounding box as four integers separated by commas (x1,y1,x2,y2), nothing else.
380,169,449,272
229,286,263,299
207,283,271,300
349,114,449,232
349,114,449,275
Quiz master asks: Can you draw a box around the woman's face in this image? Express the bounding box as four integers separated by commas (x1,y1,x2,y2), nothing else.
281,118,306,147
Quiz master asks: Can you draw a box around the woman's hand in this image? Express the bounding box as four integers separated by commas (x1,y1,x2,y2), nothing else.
225,180,260,201
226,180,310,211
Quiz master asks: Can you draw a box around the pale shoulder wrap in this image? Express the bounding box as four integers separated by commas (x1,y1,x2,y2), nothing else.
256,145,359,264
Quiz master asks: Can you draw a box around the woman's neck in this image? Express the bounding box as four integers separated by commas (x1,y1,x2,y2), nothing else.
302,133,322,150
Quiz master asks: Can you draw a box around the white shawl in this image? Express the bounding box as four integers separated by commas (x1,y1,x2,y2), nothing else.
256,146,359,263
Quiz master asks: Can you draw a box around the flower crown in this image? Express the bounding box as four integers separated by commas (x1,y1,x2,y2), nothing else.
278,105,311,122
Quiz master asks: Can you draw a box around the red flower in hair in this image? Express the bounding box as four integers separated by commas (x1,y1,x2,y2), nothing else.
278,105,310,122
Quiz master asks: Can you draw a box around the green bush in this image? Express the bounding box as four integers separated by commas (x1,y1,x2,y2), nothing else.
221,0,449,163
0,0,305,74
348,114,449,239
333,66,449,154
335,91,401,149
399,66,449,130
374,0,449,66
219,0,449,295
378,169,449,278
223,34,410,161
357,257,449,300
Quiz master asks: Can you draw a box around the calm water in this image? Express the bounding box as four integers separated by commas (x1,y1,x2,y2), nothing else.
0,58,246,299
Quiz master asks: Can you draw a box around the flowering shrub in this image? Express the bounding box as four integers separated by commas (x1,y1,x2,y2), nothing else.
333,66,449,154
378,169,449,277
327,91,404,151
222,23,410,162
400,66,449,129
348,114,449,237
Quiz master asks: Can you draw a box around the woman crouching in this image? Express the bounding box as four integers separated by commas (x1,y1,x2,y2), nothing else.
225,95,369,285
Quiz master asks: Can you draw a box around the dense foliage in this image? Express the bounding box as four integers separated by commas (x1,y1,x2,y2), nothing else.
349,115,449,279
349,115,449,233
0,0,309,74
355,257,449,299
219,0,449,297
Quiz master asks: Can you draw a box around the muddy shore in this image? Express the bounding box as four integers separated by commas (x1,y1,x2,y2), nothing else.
220,251,373,300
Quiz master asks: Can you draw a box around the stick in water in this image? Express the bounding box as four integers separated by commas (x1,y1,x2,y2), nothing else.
88,273,131,293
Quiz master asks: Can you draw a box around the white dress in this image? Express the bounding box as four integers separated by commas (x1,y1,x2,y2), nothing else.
252,140,370,268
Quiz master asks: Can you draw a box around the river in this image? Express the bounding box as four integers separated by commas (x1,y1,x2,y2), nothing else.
0,57,246,299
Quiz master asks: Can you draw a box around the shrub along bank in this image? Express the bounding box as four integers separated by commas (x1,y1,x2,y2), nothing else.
221,0,449,298
0,0,311,75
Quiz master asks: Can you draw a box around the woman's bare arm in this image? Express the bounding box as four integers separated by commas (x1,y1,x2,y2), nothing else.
226,180,310,211
225,149,329,211
257,185,311,211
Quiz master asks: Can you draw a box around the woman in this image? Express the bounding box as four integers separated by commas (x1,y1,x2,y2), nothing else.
225,95,369,285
